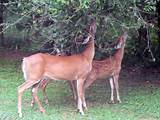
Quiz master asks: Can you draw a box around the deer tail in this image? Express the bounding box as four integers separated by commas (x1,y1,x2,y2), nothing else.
22,58,28,81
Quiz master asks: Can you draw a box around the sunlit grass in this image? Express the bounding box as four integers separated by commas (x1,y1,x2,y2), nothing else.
0,58,160,120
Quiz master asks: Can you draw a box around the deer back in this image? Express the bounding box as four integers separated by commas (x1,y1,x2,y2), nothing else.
22,19,97,81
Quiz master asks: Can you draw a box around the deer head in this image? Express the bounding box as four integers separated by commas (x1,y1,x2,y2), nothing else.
115,32,128,49
82,17,96,44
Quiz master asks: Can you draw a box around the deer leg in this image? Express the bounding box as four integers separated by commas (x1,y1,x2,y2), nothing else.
18,81,37,117
84,76,96,89
31,83,40,107
69,80,77,101
77,79,85,115
109,77,115,104
31,81,48,107
31,81,47,107
31,88,35,107
32,83,45,113
82,85,87,110
113,74,121,103
41,79,49,105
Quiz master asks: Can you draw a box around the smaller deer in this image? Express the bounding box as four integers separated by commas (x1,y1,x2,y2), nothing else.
38,32,127,104
84,32,127,103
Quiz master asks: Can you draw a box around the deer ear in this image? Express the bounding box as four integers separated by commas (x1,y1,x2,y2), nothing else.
82,36,90,44
114,43,121,49
123,32,128,41
89,18,96,35
90,25,96,35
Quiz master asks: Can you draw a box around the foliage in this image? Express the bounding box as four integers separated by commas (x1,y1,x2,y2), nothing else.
1,0,159,62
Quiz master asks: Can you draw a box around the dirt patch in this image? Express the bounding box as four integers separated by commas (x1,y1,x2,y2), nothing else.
120,64,160,85
0,50,29,60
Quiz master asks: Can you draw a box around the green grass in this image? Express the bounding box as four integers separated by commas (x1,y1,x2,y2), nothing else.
0,58,160,120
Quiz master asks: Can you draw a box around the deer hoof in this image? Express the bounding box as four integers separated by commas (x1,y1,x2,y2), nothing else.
108,100,115,104
80,111,84,116
31,102,34,107
40,108,46,114
18,113,22,118
117,100,122,103
45,100,49,105
77,109,84,115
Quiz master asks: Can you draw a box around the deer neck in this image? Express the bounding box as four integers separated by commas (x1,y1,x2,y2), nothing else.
113,46,125,64
82,38,95,63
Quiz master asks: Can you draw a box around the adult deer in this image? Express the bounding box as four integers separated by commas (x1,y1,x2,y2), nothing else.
39,32,127,104
17,18,96,117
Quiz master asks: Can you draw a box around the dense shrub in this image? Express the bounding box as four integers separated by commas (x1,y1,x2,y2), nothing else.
1,0,159,65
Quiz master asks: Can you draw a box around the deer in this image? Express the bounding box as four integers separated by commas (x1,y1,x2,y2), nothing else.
77,32,127,103
36,32,127,105
17,18,96,117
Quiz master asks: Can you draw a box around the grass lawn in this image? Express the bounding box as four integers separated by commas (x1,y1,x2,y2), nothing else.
0,57,160,120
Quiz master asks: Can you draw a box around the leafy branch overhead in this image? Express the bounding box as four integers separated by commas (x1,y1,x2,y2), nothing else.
0,0,159,62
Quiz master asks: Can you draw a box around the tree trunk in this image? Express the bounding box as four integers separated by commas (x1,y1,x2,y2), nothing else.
156,1,160,63
156,1,160,40
0,0,4,47
0,0,8,47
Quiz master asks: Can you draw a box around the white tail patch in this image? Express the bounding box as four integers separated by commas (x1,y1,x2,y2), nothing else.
22,58,27,81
